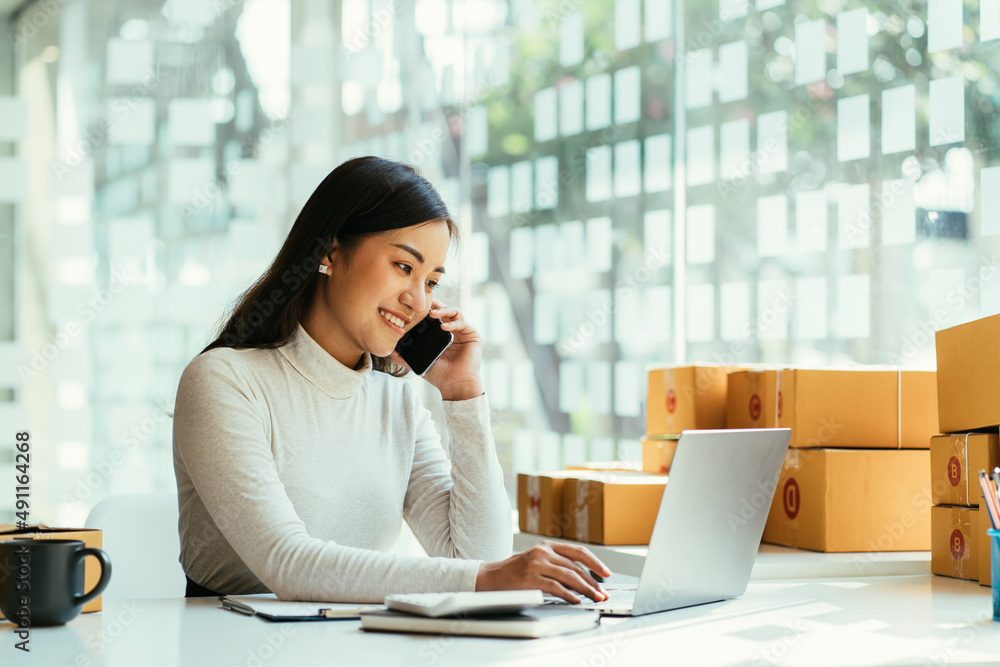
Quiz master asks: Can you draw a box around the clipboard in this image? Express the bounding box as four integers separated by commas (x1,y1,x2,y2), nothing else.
219,594,383,621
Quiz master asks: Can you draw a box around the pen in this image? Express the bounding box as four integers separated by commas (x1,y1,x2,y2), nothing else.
979,470,1000,530
220,600,256,616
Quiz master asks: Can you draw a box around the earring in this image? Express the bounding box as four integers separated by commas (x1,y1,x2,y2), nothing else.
318,265,328,274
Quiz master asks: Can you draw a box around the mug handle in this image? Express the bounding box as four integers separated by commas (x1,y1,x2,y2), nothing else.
73,548,113,607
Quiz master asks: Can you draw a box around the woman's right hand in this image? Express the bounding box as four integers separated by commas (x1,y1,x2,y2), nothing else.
475,541,612,603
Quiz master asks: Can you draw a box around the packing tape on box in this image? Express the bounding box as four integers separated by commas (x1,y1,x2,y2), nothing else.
895,369,936,449
952,433,970,503
574,480,589,541
526,476,540,534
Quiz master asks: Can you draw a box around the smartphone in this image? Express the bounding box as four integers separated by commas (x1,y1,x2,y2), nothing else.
395,313,454,376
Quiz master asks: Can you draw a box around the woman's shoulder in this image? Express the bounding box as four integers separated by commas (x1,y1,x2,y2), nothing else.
179,345,276,386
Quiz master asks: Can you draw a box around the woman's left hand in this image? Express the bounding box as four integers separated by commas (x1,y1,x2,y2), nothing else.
389,300,484,401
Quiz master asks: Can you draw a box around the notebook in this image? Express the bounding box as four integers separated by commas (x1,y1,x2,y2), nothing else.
359,607,600,638
219,594,383,621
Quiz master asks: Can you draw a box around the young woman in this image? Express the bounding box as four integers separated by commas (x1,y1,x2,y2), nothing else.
172,156,611,604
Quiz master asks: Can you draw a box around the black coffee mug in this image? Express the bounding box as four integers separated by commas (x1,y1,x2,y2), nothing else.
0,539,112,627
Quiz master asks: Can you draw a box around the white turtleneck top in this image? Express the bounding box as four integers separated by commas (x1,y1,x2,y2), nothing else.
171,323,513,603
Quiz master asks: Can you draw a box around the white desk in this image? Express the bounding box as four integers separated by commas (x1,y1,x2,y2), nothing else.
513,532,932,579
3,575,997,666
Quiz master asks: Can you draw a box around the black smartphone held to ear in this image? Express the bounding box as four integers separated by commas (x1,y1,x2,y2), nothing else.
395,313,454,377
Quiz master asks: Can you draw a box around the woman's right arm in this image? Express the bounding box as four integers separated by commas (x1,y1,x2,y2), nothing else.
173,352,483,603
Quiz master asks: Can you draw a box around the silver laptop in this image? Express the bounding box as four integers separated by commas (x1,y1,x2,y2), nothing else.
547,428,791,616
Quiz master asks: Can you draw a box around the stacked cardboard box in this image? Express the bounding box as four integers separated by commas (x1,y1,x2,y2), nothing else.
643,365,745,474
933,314,1000,585
516,470,668,545
727,368,937,552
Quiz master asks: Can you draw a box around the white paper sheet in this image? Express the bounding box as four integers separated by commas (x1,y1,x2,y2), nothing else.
836,9,869,74
757,111,788,173
644,209,672,262
615,0,641,50
686,283,715,342
487,165,509,218
644,286,671,342
587,217,614,272
613,361,642,417
720,118,750,181
796,190,828,253
720,281,751,341
614,66,642,125
466,106,488,155
560,79,584,136
720,0,748,20
686,204,715,264
644,134,672,191
560,361,584,413
757,194,788,257
614,139,641,197
586,145,612,201
511,161,532,214
928,0,963,52
687,125,714,186
468,231,490,283
758,279,790,340
984,0,1000,41
560,13,585,66
560,220,585,270
881,85,915,154
535,155,559,210
837,183,871,249
836,274,870,338
882,179,915,245
586,74,612,130
534,88,558,142
534,292,559,344
587,361,612,414
795,20,826,85
686,49,713,109
645,0,672,40
718,41,748,102
929,76,965,146
509,226,534,279
837,94,870,161
795,276,828,340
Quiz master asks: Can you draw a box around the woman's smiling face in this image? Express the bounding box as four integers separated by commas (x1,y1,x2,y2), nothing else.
311,219,451,368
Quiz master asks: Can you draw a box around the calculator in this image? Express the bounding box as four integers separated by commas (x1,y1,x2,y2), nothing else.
383,590,543,618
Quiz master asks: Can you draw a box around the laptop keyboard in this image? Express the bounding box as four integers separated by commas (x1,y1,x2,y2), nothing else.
542,587,637,610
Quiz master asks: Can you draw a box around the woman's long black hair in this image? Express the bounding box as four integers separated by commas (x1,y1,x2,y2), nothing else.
199,156,459,377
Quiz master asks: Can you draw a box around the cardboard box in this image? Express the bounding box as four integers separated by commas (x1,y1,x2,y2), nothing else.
930,432,1000,506
936,313,1000,433
563,473,668,545
647,365,742,436
727,369,937,449
0,524,104,620
762,449,931,552
641,437,677,474
517,472,580,537
979,507,993,587
931,505,979,581
565,461,642,473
